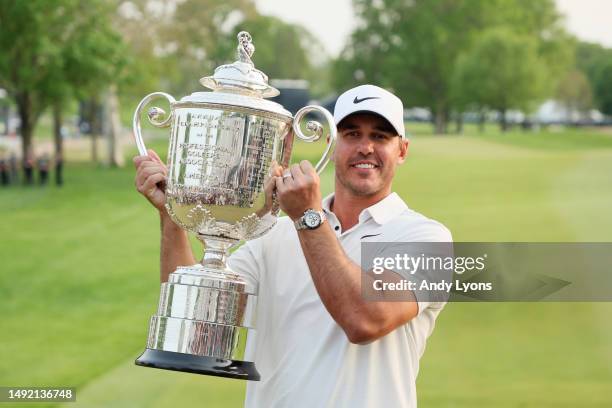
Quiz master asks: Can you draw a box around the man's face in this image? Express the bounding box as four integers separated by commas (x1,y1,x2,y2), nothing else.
332,113,408,197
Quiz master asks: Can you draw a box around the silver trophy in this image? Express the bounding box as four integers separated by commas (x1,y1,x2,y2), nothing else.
132,31,336,380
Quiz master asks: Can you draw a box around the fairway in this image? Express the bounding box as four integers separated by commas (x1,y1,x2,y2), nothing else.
1,128,612,407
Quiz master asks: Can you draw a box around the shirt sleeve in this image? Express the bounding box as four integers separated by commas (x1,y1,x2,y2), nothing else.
367,218,453,315
402,219,453,314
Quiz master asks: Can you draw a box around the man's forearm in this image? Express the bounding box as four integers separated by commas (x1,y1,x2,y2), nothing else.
298,224,362,321
298,223,417,344
160,212,196,282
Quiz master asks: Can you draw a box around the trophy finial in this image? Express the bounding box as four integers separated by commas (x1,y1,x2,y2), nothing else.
200,30,279,97
237,31,255,65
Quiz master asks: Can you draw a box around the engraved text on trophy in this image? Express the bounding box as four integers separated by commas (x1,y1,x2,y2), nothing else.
164,107,287,237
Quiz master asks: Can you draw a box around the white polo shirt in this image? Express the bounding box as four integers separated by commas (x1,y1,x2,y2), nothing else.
227,192,452,408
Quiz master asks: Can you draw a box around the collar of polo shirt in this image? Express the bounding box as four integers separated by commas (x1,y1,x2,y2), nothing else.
322,192,408,226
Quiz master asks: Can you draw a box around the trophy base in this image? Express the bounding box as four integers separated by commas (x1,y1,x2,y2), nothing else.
135,349,260,381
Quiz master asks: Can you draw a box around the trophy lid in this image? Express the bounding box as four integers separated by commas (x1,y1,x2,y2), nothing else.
179,31,291,118
201,31,279,97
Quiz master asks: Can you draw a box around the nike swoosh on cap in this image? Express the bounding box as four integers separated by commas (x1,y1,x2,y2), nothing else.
353,96,381,104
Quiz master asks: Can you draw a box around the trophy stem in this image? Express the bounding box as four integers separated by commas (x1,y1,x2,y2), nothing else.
197,235,236,270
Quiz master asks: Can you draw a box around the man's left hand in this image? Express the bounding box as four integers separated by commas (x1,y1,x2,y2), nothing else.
275,160,322,220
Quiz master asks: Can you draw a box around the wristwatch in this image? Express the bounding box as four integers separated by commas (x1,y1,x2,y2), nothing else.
294,208,326,230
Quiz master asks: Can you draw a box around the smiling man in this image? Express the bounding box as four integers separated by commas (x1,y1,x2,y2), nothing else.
134,84,451,407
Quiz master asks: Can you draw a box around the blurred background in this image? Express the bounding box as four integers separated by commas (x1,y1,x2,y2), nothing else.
1,0,611,406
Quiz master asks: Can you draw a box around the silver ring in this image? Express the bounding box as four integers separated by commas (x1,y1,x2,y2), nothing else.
282,174,292,179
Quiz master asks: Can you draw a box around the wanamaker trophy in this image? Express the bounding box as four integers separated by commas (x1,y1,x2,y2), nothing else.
131,31,336,380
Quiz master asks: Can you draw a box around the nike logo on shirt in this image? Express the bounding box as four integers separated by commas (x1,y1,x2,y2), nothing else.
361,233,382,240
353,96,380,104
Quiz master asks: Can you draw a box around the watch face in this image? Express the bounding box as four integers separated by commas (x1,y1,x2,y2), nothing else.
304,211,321,228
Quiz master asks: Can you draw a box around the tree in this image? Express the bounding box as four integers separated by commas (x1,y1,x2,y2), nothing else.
0,1,62,163
555,69,593,122
575,42,612,116
486,0,574,90
0,0,125,169
591,60,612,116
115,0,318,95
575,42,610,81
114,0,172,104
156,0,258,96
60,2,126,166
453,28,546,131
334,0,572,134
115,0,325,108
334,0,491,134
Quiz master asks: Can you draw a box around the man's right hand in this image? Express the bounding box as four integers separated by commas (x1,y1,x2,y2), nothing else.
133,149,167,213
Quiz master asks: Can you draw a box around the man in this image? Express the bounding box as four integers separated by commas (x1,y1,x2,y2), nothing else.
134,84,451,407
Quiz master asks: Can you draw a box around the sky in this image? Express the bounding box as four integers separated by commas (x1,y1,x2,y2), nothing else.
556,0,612,47
255,0,612,56
254,0,355,57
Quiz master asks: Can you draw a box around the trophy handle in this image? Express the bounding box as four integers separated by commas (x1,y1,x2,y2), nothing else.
292,105,337,174
132,92,176,156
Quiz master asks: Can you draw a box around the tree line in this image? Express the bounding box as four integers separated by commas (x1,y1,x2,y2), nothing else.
2,0,612,174
0,0,326,172
333,0,612,133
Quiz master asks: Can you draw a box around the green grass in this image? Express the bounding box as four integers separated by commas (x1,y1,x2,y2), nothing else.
1,127,611,407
